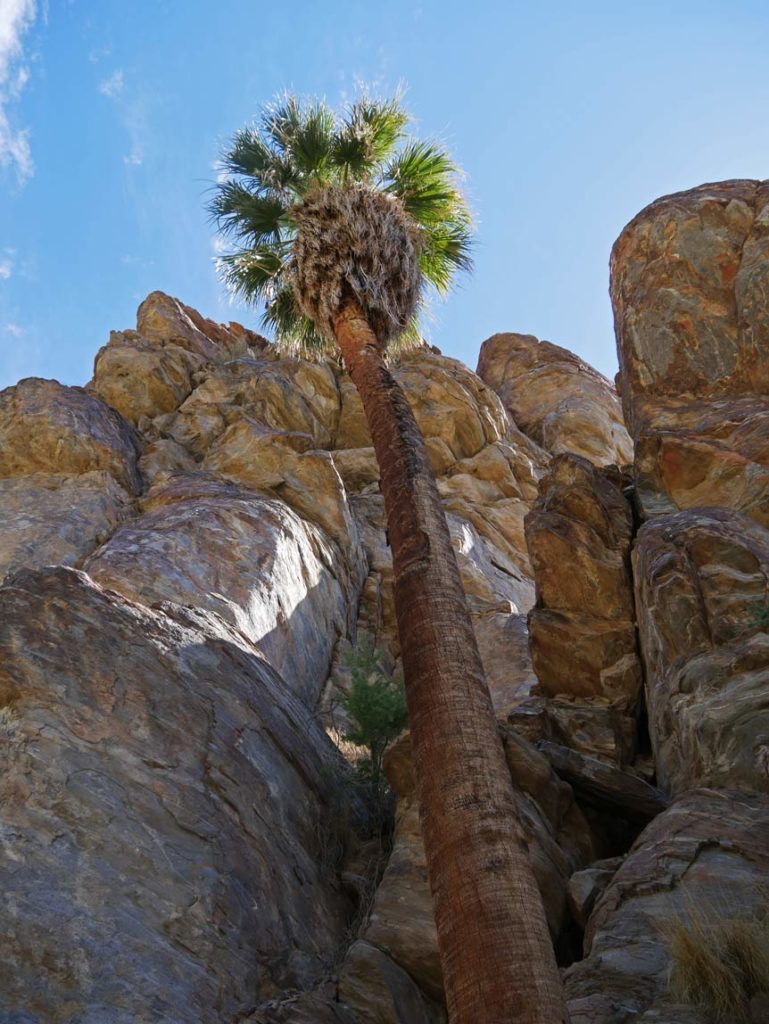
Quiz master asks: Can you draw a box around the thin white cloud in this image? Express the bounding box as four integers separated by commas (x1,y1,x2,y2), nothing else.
0,259,13,280
0,0,37,183
2,322,24,337
98,69,124,99
99,68,146,168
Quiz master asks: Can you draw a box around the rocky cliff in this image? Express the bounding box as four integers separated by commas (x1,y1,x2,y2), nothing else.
1,178,767,1024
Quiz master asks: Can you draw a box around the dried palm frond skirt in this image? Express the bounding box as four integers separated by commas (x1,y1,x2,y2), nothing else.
291,185,421,346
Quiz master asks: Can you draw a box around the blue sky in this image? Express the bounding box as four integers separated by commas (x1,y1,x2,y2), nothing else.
1,0,768,390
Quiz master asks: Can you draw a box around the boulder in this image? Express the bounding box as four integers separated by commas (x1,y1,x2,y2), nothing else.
525,456,642,737
611,179,769,523
476,332,632,467
0,567,353,1023
633,507,769,793
85,476,361,708
565,790,769,1023
0,377,141,493
204,419,358,550
0,472,132,580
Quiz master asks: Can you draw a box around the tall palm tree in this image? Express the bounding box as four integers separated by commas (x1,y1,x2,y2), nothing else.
211,96,565,1024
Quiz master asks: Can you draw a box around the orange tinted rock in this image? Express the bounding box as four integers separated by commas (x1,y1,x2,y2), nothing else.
612,179,769,522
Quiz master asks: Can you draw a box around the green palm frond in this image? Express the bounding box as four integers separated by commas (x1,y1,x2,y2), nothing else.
212,93,473,355
383,141,468,228
211,183,287,243
419,221,474,293
331,98,409,180
216,246,287,302
262,286,329,353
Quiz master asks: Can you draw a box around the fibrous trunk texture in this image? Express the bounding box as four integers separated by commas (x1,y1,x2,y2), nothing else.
333,300,566,1024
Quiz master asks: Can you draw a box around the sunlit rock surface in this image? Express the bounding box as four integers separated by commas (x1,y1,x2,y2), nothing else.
476,331,632,467
611,179,769,524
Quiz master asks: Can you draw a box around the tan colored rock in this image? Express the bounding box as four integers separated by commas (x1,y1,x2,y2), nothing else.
136,290,267,362
336,348,508,463
565,790,769,1023
0,566,352,1023
204,419,357,549
633,507,769,794
166,357,339,456
525,456,641,716
138,436,198,486
611,179,769,522
0,472,132,580
476,333,632,466
361,796,444,1003
86,476,361,706
331,446,379,492
0,378,141,493
90,331,206,424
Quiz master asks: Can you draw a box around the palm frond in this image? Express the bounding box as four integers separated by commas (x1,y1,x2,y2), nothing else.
217,246,287,302
419,221,474,293
222,127,300,195
262,286,331,354
263,96,335,184
331,98,409,180
210,182,287,244
383,141,465,227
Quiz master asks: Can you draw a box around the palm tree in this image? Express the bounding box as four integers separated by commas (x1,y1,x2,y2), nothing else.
211,95,565,1024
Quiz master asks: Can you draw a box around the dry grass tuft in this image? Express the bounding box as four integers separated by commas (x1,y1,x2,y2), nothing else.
660,906,769,1021
292,184,421,345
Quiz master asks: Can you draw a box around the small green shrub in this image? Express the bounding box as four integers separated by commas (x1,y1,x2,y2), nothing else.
338,636,408,804
661,907,769,1021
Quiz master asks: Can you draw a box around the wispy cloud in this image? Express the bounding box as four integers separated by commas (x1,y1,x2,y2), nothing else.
0,248,16,280
98,67,146,167
98,69,124,99
2,322,24,337
0,0,38,184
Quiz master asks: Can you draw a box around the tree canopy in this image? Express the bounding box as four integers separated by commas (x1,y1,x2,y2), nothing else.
211,95,473,354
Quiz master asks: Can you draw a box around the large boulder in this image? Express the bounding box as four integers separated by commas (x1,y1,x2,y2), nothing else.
611,179,769,523
0,378,141,578
0,567,353,1024
476,332,632,467
85,475,361,708
524,455,642,763
0,377,141,492
565,790,769,1023
633,507,769,794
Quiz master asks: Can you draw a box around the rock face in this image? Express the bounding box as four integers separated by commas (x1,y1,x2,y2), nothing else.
523,455,641,767
633,507,769,795
0,379,141,580
564,178,769,1022
611,179,769,523
2,290,627,1022
0,566,351,1023
566,790,769,1023
7,172,769,1024
476,332,632,467
85,476,358,707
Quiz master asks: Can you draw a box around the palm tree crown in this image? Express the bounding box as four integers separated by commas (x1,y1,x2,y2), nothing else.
211,96,473,354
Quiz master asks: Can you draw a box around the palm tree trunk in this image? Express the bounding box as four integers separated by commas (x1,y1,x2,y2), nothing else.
334,301,567,1024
